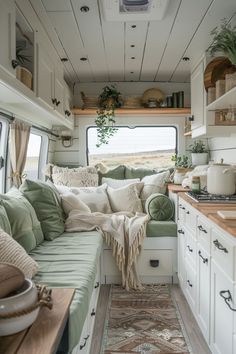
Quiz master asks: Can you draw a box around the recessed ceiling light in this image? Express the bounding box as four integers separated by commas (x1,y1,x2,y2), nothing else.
130,71,134,74
131,25,136,28
130,45,135,47
131,57,135,59
61,58,68,62
182,56,190,61
80,6,89,12
80,57,88,61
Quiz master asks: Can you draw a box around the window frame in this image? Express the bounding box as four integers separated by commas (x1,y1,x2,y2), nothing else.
86,124,178,166
0,116,9,193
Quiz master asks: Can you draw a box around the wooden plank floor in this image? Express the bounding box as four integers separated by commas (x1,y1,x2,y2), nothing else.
90,284,211,354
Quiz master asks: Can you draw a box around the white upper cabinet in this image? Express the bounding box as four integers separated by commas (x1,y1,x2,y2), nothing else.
191,59,205,131
0,0,16,76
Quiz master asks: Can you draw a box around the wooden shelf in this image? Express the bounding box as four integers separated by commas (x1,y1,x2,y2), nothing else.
207,86,236,111
72,107,191,116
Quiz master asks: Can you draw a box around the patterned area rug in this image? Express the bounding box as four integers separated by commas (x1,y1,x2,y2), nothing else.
101,284,191,354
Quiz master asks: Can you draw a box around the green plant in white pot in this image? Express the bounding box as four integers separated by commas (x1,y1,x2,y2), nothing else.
189,140,208,166
171,154,191,184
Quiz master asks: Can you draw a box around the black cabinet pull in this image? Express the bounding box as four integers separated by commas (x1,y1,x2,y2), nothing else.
186,211,190,215
94,281,99,289
80,335,90,350
219,290,236,311
65,110,71,117
11,59,19,69
198,250,208,264
150,259,159,267
91,308,96,316
179,206,185,210
178,229,184,234
213,239,228,253
52,98,57,105
198,225,207,233
187,280,193,287
187,245,193,253
56,100,61,106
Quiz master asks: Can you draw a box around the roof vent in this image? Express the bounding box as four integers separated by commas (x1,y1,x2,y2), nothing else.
101,0,169,21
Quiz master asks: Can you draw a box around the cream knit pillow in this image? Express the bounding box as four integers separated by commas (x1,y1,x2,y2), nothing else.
0,229,38,278
107,183,144,213
61,193,91,216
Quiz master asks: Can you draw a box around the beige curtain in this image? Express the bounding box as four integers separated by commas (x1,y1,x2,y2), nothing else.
9,120,31,187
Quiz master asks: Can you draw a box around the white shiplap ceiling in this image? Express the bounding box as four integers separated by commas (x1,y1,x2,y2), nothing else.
29,0,236,84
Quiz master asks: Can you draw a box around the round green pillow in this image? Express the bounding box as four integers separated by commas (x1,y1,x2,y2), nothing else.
145,193,174,221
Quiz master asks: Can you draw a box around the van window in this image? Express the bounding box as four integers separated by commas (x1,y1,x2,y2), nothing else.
87,126,177,169
23,132,48,180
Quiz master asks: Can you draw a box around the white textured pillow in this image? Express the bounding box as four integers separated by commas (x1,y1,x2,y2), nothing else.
52,166,98,187
141,171,170,202
107,183,144,213
70,184,112,213
61,193,91,215
0,229,38,278
102,177,140,189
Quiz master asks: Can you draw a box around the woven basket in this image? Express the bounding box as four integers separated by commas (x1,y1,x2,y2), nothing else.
80,92,99,108
16,67,33,90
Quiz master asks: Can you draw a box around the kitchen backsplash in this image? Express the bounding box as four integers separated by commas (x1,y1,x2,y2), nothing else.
208,136,236,164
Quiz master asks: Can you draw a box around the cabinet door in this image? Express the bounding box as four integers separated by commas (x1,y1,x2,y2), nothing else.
0,0,15,76
36,44,54,109
54,75,64,116
196,245,210,343
191,60,205,130
177,224,186,289
211,261,234,354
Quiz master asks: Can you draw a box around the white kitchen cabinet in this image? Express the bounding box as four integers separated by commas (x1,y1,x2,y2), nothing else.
177,225,186,288
64,84,73,120
210,261,234,354
185,259,196,311
196,245,210,342
0,0,16,76
191,58,205,132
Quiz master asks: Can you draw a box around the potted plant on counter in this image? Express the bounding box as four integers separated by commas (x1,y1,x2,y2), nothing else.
171,154,191,184
95,85,122,147
189,140,208,166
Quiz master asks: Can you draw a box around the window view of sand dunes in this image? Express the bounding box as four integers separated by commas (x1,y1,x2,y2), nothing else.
87,126,177,169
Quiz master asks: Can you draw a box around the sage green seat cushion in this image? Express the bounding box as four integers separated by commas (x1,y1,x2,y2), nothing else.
0,205,11,235
125,166,156,179
98,165,125,184
0,189,44,252
145,193,174,221
20,180,65,241
31,231,103,352
146,220,177,237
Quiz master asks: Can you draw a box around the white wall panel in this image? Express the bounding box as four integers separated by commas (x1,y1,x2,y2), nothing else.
208,137,236,164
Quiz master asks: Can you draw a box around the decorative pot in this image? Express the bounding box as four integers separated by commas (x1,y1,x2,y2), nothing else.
191,153,208,166
207,163,236,195
0,279,39,336
174,168,192,185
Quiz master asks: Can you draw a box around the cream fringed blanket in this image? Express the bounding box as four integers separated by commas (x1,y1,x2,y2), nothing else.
65,210,149,290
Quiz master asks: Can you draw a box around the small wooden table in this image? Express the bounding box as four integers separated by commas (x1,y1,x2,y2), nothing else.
0,288,74,354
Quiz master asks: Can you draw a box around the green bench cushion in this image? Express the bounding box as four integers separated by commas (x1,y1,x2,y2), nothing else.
146,220,177,237
30,231,103,352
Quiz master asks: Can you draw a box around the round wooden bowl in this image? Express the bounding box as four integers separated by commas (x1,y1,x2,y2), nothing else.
204,57,236,92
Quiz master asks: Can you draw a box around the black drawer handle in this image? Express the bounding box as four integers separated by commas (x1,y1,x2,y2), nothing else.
220,290,236,312
65,110,71,117
94,281,100,289
213,239,228,253
198,225,207,233
198,250,208,264
56,99,61,106
11,59,19,69
150,259,159,267
179,206,185,210
91,308,96,316
80,335,90,350
187,245,193,253
186,211,190,215
187,280,193,287
178,229,184,234
52,98,57,105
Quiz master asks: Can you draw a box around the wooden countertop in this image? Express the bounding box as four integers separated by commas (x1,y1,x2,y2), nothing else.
168,184,190,193
178,192,236,238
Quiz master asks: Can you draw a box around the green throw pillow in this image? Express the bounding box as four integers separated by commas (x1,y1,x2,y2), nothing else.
0,188,44,252
145,193,174,221
125,166,157,179
0,205,12,235
20,180,65,241
98,165,125,184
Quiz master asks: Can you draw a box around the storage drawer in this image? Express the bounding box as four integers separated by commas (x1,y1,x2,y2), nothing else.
197,215,211,253
103,249,120,276
178,200,186,224
211,228,235,280
185,204,197,236
185,260,196,311
137,250,173,277
185,231,197,267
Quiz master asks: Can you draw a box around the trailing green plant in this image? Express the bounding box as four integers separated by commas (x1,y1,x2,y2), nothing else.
171,154,189,168
16,46,31,65
207,19,236,66
189,140,208,153
95,85,122,147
